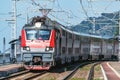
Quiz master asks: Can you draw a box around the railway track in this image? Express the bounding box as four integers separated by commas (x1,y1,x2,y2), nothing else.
63,62,91,80
0,70,47,80
23,71,47,80
34,62,93,80
0,70,30,80
63,62,101,80
0,62,101,80
88,62,101,80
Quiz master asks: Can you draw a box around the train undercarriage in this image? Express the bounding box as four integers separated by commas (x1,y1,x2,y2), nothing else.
23,55,53,70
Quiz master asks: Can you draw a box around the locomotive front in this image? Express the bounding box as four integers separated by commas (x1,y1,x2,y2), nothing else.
21,17,56,70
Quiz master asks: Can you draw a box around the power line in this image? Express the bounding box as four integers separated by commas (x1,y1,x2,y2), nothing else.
79,0,89,18
50,13,72,25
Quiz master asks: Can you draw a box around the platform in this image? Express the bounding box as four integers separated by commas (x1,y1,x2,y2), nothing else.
0,63,24,77
101,62,120,80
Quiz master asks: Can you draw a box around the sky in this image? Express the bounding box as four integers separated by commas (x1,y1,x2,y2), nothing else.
0,0,120,53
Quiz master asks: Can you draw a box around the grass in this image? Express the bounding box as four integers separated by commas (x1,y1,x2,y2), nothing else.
94,64,104,80
80,64,91,71
70,64,92,80
70,78,86,80
94,65,101,71
37,73,57,80
38,77,56,80
94,78,104,80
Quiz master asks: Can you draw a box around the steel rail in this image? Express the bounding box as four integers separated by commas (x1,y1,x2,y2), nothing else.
63,62,91,80
0,70,29,80
87,62,101,80
24,71,47,80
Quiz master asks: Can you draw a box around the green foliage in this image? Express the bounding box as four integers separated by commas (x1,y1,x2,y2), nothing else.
94,78,104,80
38,78,56,80
94,65,101,71
80,65,91,71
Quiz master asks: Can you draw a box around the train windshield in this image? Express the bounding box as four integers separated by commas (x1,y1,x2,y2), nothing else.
38,29,51,40
26,29,37,40
26,29,51,40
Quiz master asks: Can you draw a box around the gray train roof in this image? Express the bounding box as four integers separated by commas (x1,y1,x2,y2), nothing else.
25,16,112,40
57,22,112,40
45,17,113,40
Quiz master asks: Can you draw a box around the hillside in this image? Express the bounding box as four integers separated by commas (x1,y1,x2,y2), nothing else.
70,11,119,37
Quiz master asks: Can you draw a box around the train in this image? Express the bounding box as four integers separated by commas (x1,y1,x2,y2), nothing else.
21,16,119,70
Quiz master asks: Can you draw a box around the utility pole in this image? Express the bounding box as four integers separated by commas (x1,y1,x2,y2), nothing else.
93,18,96,34
119,11,120,60
12,0,17,59
13,0,17,40
3,37,6,64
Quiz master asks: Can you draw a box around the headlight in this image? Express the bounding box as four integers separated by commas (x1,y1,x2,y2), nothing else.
45,46,53,51
46,47,50,51
26,47,30,51
23,46,30,51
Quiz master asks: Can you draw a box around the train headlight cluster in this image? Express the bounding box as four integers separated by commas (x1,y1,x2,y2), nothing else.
46,47,50,51
23,46,30,51
26,47,30,51
45,46,53,51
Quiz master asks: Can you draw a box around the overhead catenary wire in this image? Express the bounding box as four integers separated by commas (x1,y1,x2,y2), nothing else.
31,0,73,25
79,0,120,35
30,0,83,26
87,0,98,16
104,1,113,11
79,0,96,25
79,0,89,19
56,0,63,11
50,1,74,25
50,13,72,25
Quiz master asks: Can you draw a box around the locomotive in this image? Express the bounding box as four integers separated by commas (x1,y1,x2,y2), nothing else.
21,16,61,70
21,16,119,70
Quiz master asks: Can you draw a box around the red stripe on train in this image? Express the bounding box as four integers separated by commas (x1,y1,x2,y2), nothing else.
24,65,50,70
21,29,26,47
50,30,56,48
